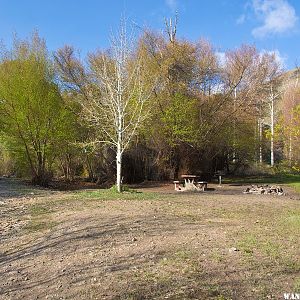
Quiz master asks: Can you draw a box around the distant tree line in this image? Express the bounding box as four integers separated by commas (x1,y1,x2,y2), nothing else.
0,20,299,189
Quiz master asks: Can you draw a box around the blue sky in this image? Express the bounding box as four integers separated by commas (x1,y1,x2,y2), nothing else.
0,0,299,69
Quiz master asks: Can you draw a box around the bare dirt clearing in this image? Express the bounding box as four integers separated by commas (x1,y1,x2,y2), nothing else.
0,179,299,300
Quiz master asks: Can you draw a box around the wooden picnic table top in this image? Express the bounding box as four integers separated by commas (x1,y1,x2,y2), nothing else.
181,174,199,178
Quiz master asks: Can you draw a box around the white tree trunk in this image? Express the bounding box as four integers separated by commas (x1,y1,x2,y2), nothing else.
259,118,263,164
116,147,122,193
116,53,123,193
116,88,123,193
233,87,237,162
270,95,274,167
288,133,292,167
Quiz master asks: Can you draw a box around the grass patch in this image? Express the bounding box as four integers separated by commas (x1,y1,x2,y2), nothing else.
74,186,163,201
283,257,300,273
288,181,300,192
225,174,300,185
177,212,202,223
207,285,221,297
24,220,57,232
237,234,258,256
260,240,281,259
284,213,300,228
279,209,300,236
234,207,300,279
210,249,225,263
238,236,282,260
29,204,53,216
215,296,232,300
26,203,57,232
294,277,300,293
159,249,193,267
157,249,202,277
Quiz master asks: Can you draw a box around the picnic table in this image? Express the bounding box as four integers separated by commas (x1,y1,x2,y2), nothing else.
174,174,207,192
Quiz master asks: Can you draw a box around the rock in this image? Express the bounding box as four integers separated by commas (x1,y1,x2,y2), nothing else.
243,185,284,195
229,247,239,253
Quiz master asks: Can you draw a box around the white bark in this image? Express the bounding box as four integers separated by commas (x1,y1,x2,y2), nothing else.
89,20,155,192
116,147,122,193
270,87,274,167
233,87,237,162
258,118,263,164
288,133,292,167
267,83,280,167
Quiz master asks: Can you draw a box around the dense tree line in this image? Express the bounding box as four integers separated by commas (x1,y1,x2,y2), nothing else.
0,22,299,189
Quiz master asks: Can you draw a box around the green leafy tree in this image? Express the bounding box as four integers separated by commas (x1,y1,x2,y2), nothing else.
0,33,71,185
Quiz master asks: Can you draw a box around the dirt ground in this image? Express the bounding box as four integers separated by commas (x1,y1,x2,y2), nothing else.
0,178,299,300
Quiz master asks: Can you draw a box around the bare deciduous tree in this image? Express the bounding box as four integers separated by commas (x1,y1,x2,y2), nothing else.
55,20,156,192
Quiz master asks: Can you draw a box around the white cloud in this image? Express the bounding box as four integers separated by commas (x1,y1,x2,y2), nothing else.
252,0,298,38
260,49,287,68
236,14,246,25
165,0,178,12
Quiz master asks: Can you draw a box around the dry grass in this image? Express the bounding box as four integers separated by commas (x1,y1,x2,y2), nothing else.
0,179,299,299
